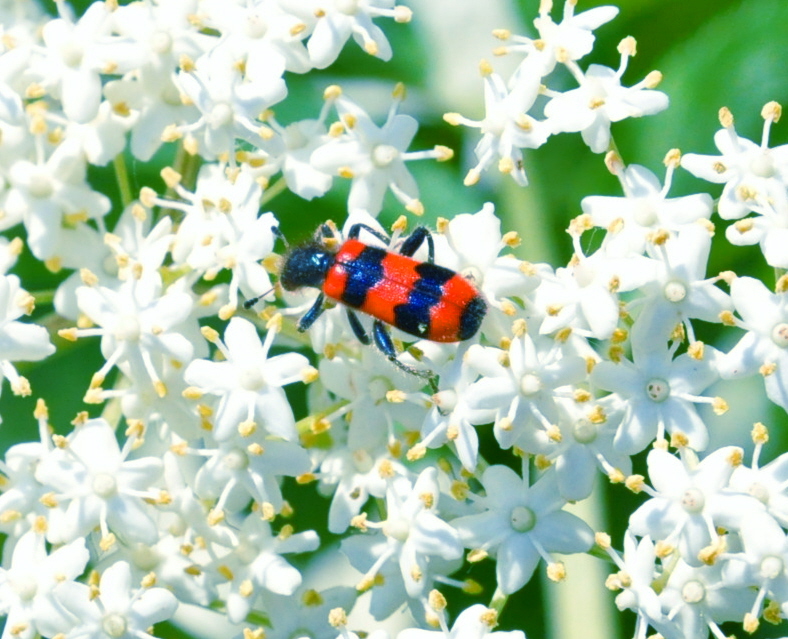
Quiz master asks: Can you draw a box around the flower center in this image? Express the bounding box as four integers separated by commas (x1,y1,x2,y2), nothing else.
150,30,172,54
352,449,374,473
520,373,542,396
663,280,687,303
28,169,54,199
92,472,118,499
747,481,769,505
573,262,595,288
129,544,160,571
103,613,128,638
632,199,658,227
750,151,775,178
369,377,393,403
336,0,359,15
245,14,268,38
645,378,670,402
760,555,784,580
384,518,410,542
209,102,234,128
12,574,37,601
433,389,458,413
59,39,84,68
236,539,259,564
681,579,706,604
223,448,249,471
771,323,788,348
115,315,141,342
681,487,705,514
572,418,597,444
239,367,265,391
509,505,536,532
372,144,399,167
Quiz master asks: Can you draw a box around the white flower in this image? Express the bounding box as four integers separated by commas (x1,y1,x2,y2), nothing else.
607,534,680,639
208,514,319,624
184,317,311,441
464,332,587,452
452,465,594,594
37,2,124,123
445,69,549,187
311,93,441,215
279,0,411,68
629,224,732,345
175,44,286,157
658,560,755,639
55,560,179,639
398,604,525,639
581,163,713,257
544,48,668,153
681,103,788,220
69,277,195,398
341,467,463,599
4,138,111,260
319,444,406,534
497,1,620,78
723,513,788,621
717,276,788,411
0,274,54,400
0,533,90,639
591,342,721,454
35,417,163,545
628,448,764,566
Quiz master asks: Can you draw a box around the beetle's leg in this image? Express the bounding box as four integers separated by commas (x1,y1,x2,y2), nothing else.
398,226,434,263
372,320,436,382
297,293,326,332
348,223,392,245
346,309,371,345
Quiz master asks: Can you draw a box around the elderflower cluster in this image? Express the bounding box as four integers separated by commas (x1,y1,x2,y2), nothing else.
0,2,786,639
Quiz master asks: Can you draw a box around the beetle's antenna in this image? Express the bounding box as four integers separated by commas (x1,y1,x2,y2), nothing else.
272,225,288,248
243,286,275,310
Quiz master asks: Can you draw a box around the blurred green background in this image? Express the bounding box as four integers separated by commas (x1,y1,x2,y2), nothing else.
2,0,788,638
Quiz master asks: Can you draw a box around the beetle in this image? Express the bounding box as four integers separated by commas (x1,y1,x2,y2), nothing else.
244,223,486,378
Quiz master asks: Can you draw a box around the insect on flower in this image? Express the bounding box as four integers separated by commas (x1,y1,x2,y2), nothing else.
244,223,487,379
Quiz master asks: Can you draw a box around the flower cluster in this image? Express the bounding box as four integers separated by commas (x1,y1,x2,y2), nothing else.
0,2,786,639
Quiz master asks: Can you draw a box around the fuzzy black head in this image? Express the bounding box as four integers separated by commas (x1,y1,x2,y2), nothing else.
280,244,335,291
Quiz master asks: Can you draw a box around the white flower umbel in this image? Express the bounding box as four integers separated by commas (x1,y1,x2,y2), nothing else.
34,417,164,547
311,88,448,216
184,316,312,442
717,276,788,411
54,560,179,639
544,38,668,153
0,532,90,639
681,103,788,221
452,464,594,594
628,447,764,567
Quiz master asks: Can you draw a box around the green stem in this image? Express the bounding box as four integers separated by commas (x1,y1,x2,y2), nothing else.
113,153,133,209
489,586,509,616
260,178,289,207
